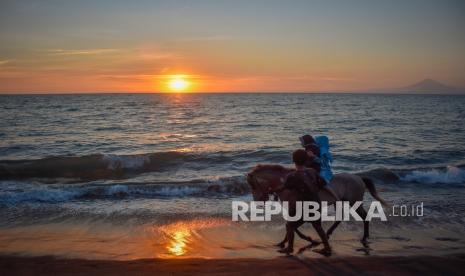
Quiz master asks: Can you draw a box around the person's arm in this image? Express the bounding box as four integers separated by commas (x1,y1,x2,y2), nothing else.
305,158,321,173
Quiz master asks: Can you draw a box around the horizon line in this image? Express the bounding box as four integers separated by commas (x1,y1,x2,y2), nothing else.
1,91,465,96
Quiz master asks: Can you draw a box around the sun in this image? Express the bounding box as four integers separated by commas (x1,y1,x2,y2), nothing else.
168,76,189,92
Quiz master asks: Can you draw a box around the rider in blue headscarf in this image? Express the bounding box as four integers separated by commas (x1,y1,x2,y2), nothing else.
299,135,337,200
314,136,334,183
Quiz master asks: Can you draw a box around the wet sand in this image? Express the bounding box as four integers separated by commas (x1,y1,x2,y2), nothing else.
1,254,464,276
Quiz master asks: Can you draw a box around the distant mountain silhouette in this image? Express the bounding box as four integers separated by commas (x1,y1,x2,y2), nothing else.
392,79,464,94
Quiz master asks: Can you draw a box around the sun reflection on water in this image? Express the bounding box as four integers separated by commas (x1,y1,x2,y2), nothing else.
167,229,191,256
157,219,229,257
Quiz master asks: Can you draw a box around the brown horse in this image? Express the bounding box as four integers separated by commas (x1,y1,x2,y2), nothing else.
247,164,388,252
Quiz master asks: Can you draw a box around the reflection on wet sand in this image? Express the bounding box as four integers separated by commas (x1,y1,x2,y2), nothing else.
156,218,230,258
167,229,191,256
2,218,462,260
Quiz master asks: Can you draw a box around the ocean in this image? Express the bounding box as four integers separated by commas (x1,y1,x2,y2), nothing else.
1,93,464,259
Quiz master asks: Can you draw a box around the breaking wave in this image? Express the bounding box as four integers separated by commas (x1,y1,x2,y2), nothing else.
0,150,280,181
400,166,465,184
0,152,203,181
2,164,464,206
0,176,249,205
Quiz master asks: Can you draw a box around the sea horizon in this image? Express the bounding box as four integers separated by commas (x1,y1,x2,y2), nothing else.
2,91,465,95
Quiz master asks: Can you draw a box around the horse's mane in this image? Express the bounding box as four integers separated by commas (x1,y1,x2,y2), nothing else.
249,164,293,175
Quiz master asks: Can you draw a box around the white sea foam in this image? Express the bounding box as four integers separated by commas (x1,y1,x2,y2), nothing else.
104,185,202,197
0,180,224,205
105,184,130,195
102,154,150,170
150,186,203,196
0,182,84,205
401,166,465,184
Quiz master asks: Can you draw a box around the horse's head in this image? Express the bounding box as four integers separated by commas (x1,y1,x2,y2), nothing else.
247,172,270,201
247,164,292,201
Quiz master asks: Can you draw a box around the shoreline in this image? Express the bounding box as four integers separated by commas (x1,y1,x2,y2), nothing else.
1,254,464,275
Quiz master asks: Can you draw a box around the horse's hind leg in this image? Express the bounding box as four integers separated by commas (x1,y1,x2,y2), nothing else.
295,228,320,246
326,221,342,239
356,206,369,242
295,228,311,242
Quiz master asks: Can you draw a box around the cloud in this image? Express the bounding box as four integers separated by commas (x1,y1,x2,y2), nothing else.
179,35,235,42
44,48,121,56
0,60,11,66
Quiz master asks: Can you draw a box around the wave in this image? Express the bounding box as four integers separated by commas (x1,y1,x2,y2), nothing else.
0,150,281,181
400,166,465,184
0,152,198,181
1,150,464,186
0,176,249,205
1,165,464,205
102,154,151,170
0,184,83,205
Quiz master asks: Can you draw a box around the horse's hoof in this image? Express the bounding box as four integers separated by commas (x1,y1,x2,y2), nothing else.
361,239,370,247
275,242,285,248
277,248,293,255
313,248,332,257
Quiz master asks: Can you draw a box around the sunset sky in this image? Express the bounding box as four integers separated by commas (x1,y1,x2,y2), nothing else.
0,0,464,93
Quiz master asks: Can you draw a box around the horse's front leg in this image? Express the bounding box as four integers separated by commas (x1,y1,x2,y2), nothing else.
277,225,316,248
277,223,294,254
277,221,304,254
356,206,369,242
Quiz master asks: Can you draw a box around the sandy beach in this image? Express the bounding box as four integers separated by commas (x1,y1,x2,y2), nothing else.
1,254,464,276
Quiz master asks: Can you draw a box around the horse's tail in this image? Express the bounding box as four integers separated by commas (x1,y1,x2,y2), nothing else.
362,177,389,207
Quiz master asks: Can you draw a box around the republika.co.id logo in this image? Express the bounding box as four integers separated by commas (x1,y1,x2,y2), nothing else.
231,201,424,222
